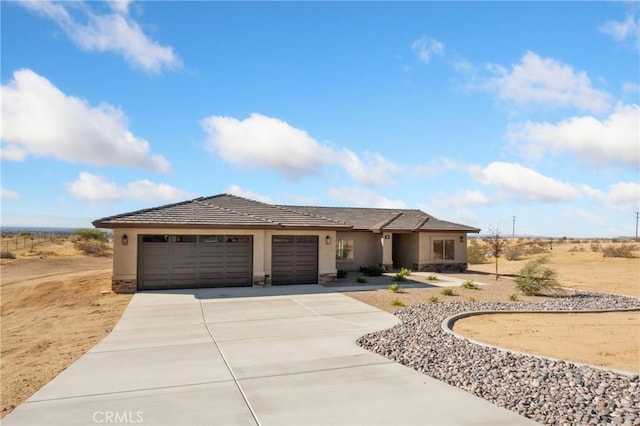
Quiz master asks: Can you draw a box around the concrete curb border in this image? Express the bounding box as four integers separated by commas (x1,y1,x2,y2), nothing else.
442,308,640,377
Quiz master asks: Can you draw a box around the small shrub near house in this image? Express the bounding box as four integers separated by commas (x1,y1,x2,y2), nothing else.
356,276,367,283
394,268,411,282
388,282,402,293
359,264,384,276
460,280,478,290
72,228,111,257
440,288,457,296
391,298,405,307
602,244,637,258
515,256,563,296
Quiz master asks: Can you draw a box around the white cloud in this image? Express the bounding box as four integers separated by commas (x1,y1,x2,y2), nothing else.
484,51,612,113
329,187,407,209
600,13,640,49
1,69,170,172
66,172,193,202
19,0,180,73
201,113,399,184
338,150,400,186
469,161,581,202
412,158,461,178
411,36,444,63
581,182,640,212
507,104,639,168
1,187,19,199
572,208,605,227
226,185,275,204
622,81,640,94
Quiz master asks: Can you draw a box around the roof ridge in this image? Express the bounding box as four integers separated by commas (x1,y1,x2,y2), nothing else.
92,197,204,225
371,212,403,231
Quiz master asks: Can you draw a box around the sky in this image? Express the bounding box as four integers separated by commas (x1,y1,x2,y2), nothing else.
1,1,639,237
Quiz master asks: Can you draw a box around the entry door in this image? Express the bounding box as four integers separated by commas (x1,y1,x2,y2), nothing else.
271,235,318,285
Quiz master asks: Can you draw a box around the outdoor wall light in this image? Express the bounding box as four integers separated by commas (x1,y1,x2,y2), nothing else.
460,236,464,243
122,234,129,246
325,235,331,245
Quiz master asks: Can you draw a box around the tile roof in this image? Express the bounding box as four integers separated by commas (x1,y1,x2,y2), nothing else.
93,194,480,233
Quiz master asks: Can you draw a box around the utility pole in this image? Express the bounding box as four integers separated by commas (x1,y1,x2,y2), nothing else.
635,212,639,241
512,216,516,238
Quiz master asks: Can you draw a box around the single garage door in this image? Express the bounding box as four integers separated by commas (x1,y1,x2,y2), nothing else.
271,235,318,285
138,235,252,290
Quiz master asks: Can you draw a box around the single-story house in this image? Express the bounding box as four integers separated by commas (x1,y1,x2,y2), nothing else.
93,194,480,293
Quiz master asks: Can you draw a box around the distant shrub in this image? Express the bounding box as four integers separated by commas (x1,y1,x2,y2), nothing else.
602,244,637,258
515,256,562,296
337,269,348,279
0,250,16,259
467,241,486,264
568,246,585,253
356,276,367,283
504,245,524,261
359,264,384,276
441,288,457,296
74,228,108,242
460,280,478,290
590,242,602,252
74,239,111,257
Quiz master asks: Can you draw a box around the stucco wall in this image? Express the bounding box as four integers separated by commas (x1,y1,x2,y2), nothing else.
335,231,379,271
111,228,336,288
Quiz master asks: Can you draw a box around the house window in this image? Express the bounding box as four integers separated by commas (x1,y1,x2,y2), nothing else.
336,239,354,261
433,239,455,260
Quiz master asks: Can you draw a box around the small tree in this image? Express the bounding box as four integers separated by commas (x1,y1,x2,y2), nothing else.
515,256,563,296
486,225,506,280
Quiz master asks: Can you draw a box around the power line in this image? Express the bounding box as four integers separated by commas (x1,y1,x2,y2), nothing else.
512,216,516,238
635,212,639,241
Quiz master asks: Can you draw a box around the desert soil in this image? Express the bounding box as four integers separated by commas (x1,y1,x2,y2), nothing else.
0,238,638,418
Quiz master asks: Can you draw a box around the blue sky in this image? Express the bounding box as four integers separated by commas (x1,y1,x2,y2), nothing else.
1,1,639,237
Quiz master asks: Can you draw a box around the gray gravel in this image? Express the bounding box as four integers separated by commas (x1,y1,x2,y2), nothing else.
357,292,640,426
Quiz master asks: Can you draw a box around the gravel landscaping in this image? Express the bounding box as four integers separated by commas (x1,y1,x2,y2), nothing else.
357,292,640,426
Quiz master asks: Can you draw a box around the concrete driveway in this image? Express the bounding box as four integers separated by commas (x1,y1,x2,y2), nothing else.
4,285,535,425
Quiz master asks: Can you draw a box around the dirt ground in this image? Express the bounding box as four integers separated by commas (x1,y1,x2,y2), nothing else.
1,239,132,418
0,238,638,418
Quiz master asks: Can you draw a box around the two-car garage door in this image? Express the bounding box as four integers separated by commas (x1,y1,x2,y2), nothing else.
137,234,319,290
138,235,253,290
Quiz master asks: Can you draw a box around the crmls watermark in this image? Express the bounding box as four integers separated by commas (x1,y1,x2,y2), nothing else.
92,411,144,424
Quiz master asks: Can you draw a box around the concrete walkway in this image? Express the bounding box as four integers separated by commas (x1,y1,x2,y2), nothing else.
4,285,536,426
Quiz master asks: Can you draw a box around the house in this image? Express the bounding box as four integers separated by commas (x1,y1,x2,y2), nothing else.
93,194,480,293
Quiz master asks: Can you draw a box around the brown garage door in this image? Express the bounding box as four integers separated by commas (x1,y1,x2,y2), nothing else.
271,235,318,285
138,235,252,290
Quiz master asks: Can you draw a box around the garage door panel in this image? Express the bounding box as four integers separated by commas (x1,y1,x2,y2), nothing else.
138,235,252,290
272,235,318,285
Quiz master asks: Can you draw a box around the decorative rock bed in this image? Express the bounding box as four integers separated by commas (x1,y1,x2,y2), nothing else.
357,292,640,426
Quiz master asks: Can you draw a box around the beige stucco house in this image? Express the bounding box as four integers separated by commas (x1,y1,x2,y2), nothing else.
93,194,480,293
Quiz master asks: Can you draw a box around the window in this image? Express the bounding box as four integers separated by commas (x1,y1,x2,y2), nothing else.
336,239,354,261
433,239,455,260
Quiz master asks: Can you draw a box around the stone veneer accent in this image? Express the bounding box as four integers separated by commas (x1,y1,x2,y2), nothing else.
253,275,272,287
319,272,337,283
413,262,468,273
381,263,393,272
112,279,137,294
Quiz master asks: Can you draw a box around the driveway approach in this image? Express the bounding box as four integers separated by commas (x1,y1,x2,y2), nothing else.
4,285,535,426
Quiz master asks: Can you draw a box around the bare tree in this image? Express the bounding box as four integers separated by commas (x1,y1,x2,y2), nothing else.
486,225,506,280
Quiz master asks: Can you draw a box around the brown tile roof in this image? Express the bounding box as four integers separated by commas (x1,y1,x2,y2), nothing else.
93,194,480,233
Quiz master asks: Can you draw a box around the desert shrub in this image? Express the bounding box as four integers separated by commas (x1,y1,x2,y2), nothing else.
515,256,562,296
508,293,519,301
504,245,524,261
441,288,457,296
0,250,16,259
468,296,477,302
428,296,439,303
460,280,478,289
568,245,585,253
394,273,407,282
602,244,637,258
467,241,486,264
391,298,405,307
74,228,108,242
388,282,402,293
359,264,384,276
398,267,411,277
590,242,602,252
337,269,348,279
426,275,438,281
524,244,548,255
356,276,367,283
74,239,111,257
